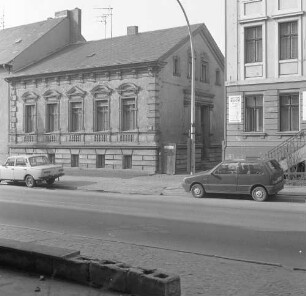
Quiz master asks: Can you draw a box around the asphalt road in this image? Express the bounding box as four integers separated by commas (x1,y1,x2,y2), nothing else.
0,184,305,270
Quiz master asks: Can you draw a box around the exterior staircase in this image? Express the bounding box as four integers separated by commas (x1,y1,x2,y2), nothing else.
266,129,306,171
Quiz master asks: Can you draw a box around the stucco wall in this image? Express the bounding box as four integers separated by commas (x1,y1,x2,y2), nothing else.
0,69,9,163
13,73,155,136
225,0,306,161
158,33,224,147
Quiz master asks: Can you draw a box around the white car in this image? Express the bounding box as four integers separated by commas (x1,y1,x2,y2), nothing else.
0,155,64,188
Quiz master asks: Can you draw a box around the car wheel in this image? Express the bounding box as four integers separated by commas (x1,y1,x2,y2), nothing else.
46,178,55,185
25,175,36,188
251,186,267,202
191,184,205,198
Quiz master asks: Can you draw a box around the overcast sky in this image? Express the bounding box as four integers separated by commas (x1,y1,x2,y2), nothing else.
1,0,224,53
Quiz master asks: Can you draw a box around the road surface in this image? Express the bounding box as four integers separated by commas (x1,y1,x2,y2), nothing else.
0,184,305,270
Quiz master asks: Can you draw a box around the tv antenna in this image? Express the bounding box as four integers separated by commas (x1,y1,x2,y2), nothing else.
0,9,4,30
94,6,113,38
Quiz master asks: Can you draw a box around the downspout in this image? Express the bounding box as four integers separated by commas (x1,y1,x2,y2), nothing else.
3,63,12,157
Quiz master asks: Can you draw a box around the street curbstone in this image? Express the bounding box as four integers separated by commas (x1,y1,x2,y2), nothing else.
90,260,129,291
127,268,181,296
53,256,90,285
0,248,35,271
0,239,181,296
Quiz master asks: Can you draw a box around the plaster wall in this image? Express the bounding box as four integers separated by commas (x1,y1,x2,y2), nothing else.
225,0,306,161
158,33,224,146
13,73,154,136
0,69,9,163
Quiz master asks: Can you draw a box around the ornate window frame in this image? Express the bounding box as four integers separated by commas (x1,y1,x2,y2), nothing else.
117,83,140,131
91,84,113,132
43,89,61,133
66,86,86,132
21,91,39,134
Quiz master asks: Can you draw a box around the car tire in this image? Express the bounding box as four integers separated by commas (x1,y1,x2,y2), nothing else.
25,175,36,188
46,178,55,185
191,184,205,198
251,186,267,202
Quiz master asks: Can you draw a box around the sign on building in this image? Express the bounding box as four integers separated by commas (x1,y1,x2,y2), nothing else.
303,92,306,121
228,95,242,123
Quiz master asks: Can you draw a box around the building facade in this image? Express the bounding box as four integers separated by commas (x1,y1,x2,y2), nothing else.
6,23,224,174
225,0,306,167
0,8,84,163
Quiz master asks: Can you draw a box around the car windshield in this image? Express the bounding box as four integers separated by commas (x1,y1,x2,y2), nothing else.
28,156,50,167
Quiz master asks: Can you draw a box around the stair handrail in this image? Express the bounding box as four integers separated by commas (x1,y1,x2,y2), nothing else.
266,129,306,162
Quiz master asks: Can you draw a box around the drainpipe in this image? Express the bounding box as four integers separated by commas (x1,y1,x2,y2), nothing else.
3,63,12,158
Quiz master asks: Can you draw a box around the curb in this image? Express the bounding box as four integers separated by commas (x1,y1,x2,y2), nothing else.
0,238,181,296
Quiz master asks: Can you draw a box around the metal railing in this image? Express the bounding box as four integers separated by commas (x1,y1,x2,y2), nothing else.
266,129,306,162
284,172,306,185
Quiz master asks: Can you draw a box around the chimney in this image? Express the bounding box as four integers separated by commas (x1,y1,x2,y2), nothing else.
55,10,69,18
127,26,138,35
55,8,83,43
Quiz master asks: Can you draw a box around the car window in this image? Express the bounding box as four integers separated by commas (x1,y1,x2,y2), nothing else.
214,163,238,174
5,159,15,166
28,156,50,167
16,157,27,167
239,162,264,175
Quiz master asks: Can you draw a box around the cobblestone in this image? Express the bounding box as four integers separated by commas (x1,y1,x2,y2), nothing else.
0,225,305,296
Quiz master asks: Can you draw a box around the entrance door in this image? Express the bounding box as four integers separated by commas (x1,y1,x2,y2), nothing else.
201,106,210,159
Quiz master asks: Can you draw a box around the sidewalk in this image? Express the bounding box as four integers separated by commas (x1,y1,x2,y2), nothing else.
54,168,306,202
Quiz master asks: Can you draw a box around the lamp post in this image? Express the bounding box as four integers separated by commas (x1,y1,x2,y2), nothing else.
176,0,195,175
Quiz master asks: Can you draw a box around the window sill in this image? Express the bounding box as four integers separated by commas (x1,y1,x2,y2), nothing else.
279,59,298,64
245,62,263,66
242,132,266,139
276,131,299,138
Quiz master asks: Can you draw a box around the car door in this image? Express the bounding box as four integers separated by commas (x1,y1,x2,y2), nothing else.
14,157,28,180
1,158,15,180
237,162,265,193
206,162,239,193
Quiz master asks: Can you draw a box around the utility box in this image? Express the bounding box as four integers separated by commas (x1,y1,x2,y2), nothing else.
162,143,176,175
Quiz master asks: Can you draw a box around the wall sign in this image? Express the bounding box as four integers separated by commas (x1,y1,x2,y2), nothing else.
303,92,306,121
228,95,242,123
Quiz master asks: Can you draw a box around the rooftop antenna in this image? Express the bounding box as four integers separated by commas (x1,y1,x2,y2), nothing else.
97,15,107,39
0,9,4,30
94,6,113,38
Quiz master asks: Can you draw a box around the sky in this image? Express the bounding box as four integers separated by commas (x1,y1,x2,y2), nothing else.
0,0,225,53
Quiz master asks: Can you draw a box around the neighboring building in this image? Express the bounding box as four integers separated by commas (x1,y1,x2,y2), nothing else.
225,0,306,170
6,22,224,174
0,8,85,163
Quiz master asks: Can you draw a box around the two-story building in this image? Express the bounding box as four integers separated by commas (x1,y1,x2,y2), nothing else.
5,21,224,174
0,8,85,163
225,0,306,170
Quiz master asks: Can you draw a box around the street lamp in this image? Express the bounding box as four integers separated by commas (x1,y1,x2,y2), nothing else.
176,0,195,175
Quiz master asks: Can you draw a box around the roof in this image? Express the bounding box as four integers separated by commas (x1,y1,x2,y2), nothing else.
0,17,65,65
10,23,223,78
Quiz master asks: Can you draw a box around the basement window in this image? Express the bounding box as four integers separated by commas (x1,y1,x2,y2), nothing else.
122,155,132,169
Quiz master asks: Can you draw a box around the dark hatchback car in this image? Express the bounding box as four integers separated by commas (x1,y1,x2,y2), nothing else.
182,159,285,202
